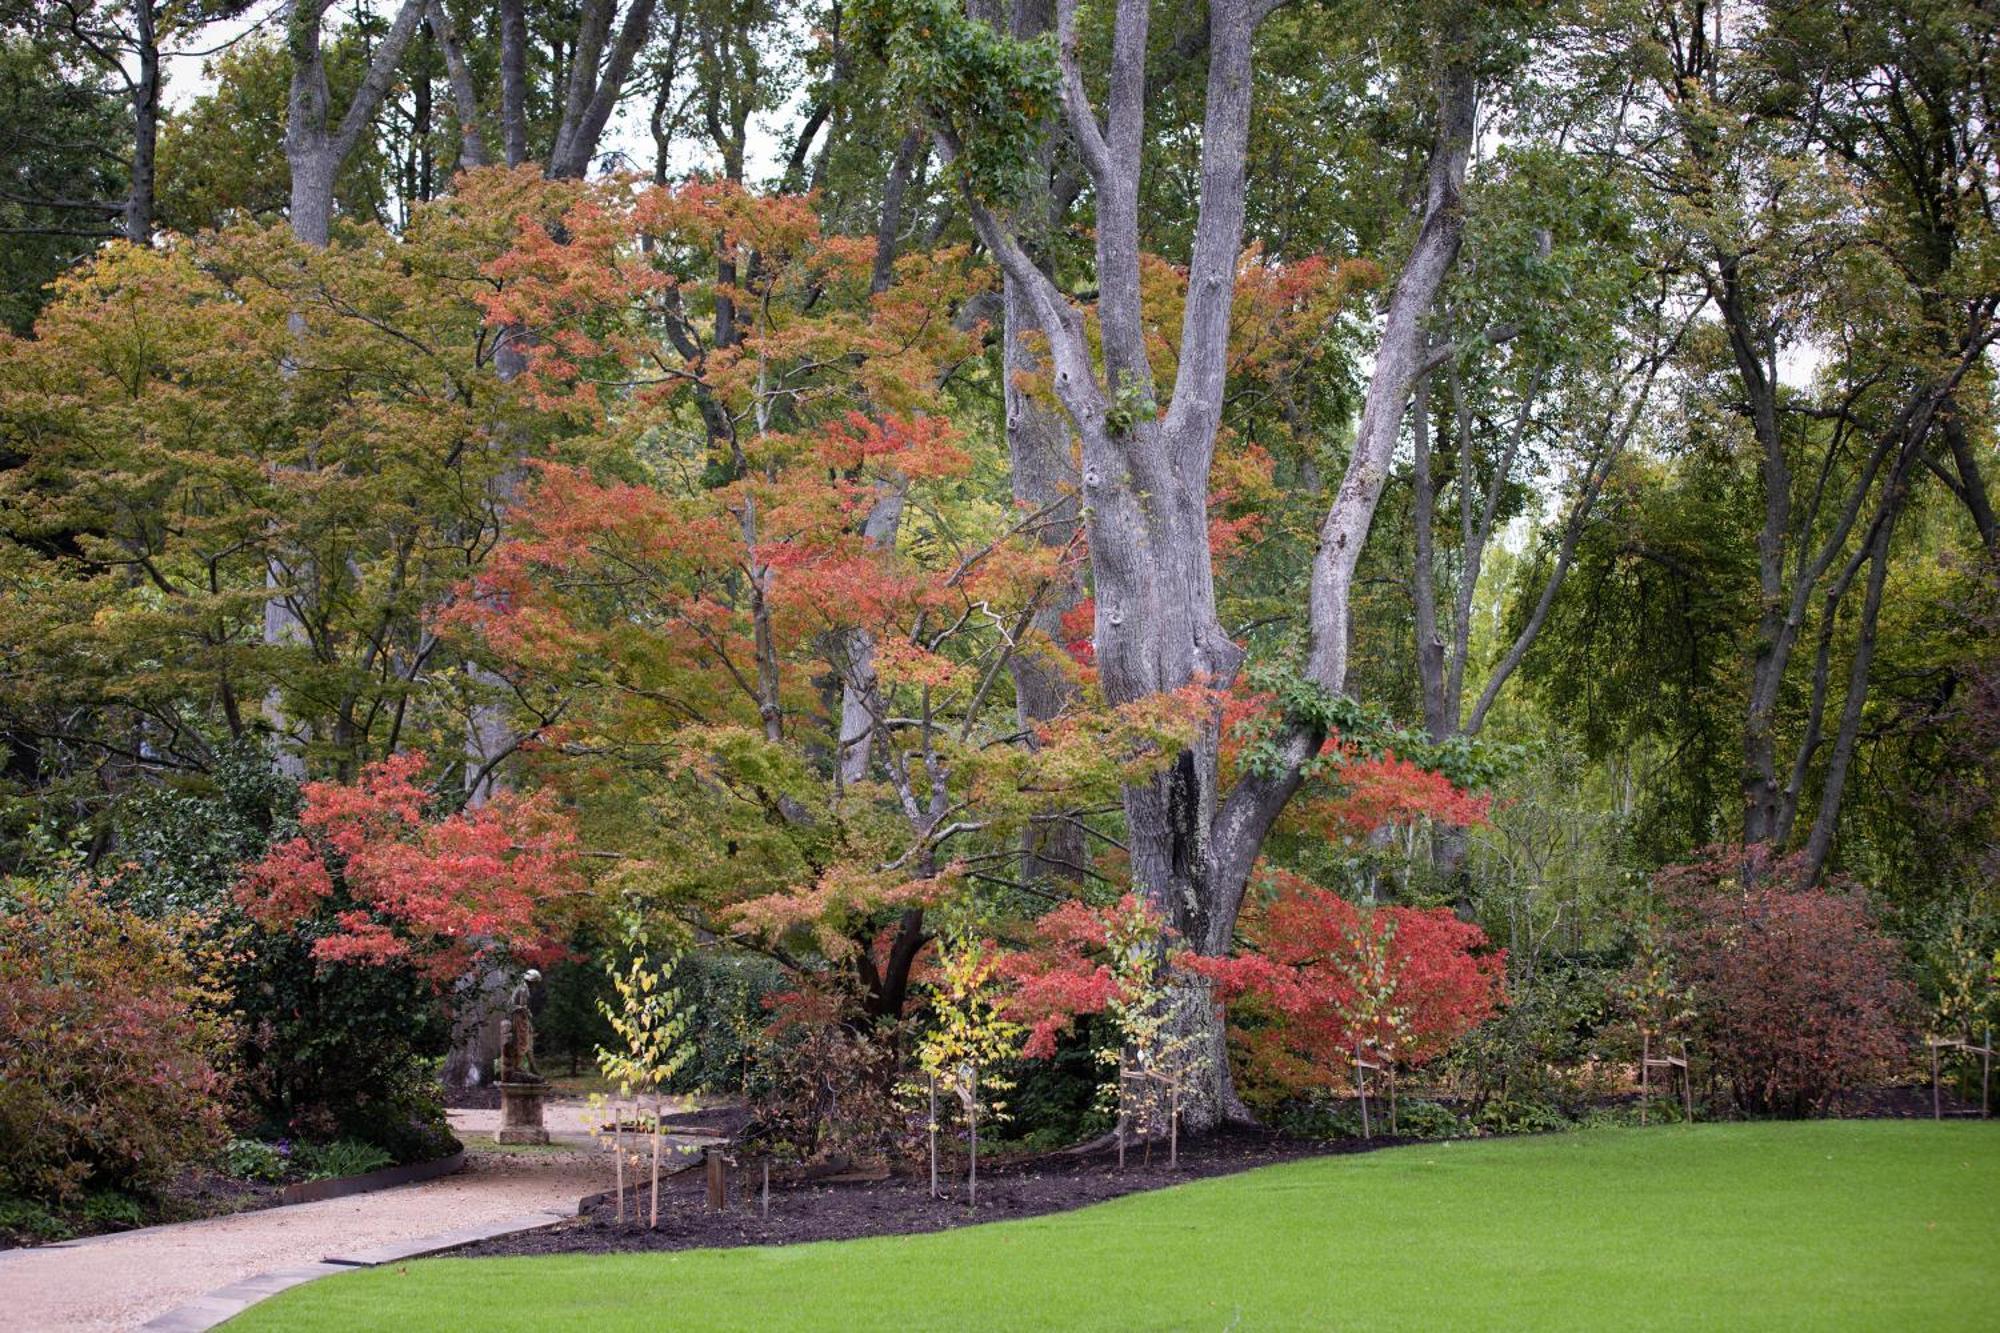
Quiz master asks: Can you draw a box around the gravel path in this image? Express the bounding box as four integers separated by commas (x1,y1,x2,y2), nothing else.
0,1108,623,1332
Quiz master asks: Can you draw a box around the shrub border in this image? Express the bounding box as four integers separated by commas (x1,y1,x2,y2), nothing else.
277,1150,466,1205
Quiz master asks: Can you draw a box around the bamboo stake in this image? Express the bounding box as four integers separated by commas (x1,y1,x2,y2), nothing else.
1932,1039,1942,1121
1169,1081,1179,1170
968,1065,979,1210
928,1074,939,1199
761,1161,769,1218
614,1096,626,1223
1116,1057,1127,1171
649,1094,661,1230
1356,1044,1371,1139
1641,1032,1651,1126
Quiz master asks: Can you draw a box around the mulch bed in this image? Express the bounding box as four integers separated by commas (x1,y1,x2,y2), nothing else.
446,1128,1404,1259
0,1170,282,1250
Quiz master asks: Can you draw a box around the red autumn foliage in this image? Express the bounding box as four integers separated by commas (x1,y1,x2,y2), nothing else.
235,753,586,987
1060,598,1096,667
1657,847,1916,1115
1296,747,1494,842
1000,895,1171,1059
0,882,232,1204
1189,870,1504,1098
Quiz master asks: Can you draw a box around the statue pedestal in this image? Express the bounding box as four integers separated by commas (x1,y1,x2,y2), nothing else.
496,1080,550,1145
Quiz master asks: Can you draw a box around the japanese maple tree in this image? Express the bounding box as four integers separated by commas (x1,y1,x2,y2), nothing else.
236,751,588,987
1191,870,1505,1105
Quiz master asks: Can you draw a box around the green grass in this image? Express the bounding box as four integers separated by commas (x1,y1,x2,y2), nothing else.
230,1122,1999,1331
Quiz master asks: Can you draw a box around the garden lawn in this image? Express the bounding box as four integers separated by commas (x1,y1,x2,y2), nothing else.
228,1121,2000,1331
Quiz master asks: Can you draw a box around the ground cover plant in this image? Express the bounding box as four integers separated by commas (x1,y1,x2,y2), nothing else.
230,1122,2000,1331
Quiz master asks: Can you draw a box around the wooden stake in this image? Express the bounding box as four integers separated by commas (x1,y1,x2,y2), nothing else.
761,1161,769,1218
649,1095,661,1231
1356,1045,1371,1139
1984,1027,1992,1120
1169,1082,1179,1170
614,1096,626,1223
928,1074,939,1199
968,1072,979,1211
1932,1039,1942,1121
705,1146,726,1211
1640,1031,1650,1126
1116,1058,1127,1171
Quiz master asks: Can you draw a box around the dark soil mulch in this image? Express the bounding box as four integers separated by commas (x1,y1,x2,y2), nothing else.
447,1128,1405,1259
158,1167,285,1220
1826,1081,1987,1119
0,1169,282,1250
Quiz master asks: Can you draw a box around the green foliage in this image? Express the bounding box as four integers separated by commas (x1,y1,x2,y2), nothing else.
908,932,1022,1136
1441,955,1621,1122
157,34,392,233
1238,663,1524,790
224,1138,289,1184
0,878,232,1205
79,1189,143,1227
113,742,299,917
0,34,126,332
594,905,696,1099
666,951,786,1094
295,1139,395,1181
858,0,1058,206
0,1192,70,1243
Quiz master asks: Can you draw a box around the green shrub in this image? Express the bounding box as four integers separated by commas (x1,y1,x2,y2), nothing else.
111,752,457,1164
296,1140,394,1180
0,878,232,1205
0,1194,70,1243
224,1138,288,1183
80,1190,143,1227
1475,1098,1576,1134
1273,1093,1469,1141
1441,955,1620,1121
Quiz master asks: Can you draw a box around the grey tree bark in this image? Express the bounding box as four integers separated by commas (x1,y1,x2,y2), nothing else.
426,1,490,170
500,0,529,166
123,0,158,243
284,0,428,247
548,0,659,179
942,0,1482,1127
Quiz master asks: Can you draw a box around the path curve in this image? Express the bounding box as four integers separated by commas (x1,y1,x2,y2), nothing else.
0,1106,626,1331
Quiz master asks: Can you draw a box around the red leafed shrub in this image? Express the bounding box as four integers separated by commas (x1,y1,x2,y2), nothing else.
1295,748,1493,842
1000,894,1169,1059
1660,848,1916,1116
0,880,232,1205
1190,871,1505,1101
747,983,913,1163
235,752,587,987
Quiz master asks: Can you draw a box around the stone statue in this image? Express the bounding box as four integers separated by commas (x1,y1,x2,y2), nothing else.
500,967,543,1084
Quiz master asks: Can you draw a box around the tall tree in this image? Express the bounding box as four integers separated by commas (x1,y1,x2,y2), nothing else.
285,0,427,247
908,0,1508,1122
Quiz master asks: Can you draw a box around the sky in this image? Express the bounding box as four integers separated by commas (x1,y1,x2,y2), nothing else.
159,0,795,183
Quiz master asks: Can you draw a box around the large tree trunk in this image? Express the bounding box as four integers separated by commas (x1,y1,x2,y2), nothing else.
997,0,1086,886
956,0,1481,1131
500,0,529,167
426,1,490,171
123,0,158,244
